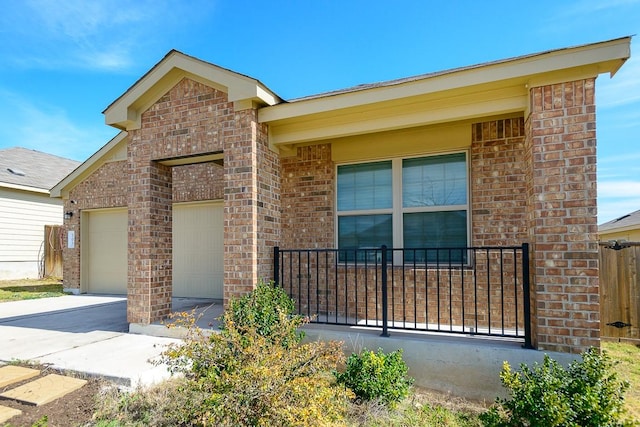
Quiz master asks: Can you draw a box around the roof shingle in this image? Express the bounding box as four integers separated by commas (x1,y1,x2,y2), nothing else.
0,147,80,191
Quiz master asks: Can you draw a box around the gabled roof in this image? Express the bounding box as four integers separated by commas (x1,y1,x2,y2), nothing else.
0,147,80,194
103,49,282,131
599,209,640,234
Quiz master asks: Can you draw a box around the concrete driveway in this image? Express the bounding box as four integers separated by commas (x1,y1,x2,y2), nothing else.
0,295,182,387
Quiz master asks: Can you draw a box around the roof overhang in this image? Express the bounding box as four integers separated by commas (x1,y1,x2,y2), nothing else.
103,50,282,131
259,36,631,151
0,182,50,195
50,131,128,199
599,224,640,235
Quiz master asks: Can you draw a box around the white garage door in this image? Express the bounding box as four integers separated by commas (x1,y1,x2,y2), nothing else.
85,208,128,294
173,201,224,298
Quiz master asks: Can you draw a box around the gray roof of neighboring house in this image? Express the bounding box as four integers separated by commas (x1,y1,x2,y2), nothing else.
599,209,640,233
0,147,81,192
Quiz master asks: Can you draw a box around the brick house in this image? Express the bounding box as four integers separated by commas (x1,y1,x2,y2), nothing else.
51,37,631,354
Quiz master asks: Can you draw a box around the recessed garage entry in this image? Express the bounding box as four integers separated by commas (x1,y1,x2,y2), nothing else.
172,201,224,298
83,202,223,298
83,208,128,294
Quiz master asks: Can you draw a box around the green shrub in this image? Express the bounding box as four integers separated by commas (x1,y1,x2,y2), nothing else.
221,279,303,347
480,348,632,427
152,283,353,426
336,347,414,407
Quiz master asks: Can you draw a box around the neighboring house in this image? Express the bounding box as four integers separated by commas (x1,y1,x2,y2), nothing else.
0,147,80,279
599,209,640,242
51,36,631,355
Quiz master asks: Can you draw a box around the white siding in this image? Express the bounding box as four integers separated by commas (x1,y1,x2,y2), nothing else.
0,188,63,278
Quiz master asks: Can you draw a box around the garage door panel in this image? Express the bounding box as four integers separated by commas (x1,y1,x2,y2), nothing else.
173,202,223,298
86,209,127,294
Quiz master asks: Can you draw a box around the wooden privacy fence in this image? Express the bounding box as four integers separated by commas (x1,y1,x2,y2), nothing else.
599,241,640,342
43,225,64,278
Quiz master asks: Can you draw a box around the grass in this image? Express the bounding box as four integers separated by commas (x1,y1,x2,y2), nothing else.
602,341,640,422
348,387,485,426
0,278,66,302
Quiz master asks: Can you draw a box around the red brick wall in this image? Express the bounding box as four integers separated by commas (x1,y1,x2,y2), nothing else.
126,136,173,324
280,144,334,249
172,163,224,202
146,79,230,159
255,121,281,281
471,118,528,246
526,79,600,353
65,77,276,322
223,109,258,299
127,77,236,324
223,108,282,300
63,160,128,291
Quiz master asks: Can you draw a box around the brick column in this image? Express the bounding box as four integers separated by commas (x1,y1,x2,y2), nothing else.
224,108,260,301
127,133,173,324
525,78,600,353
222,107,281,300
254,119,281,281
61,200,80,292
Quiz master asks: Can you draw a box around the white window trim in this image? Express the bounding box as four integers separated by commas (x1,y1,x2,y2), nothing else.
335,150,471,251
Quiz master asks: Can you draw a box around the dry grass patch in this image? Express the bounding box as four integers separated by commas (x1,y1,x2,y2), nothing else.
347,387,485,426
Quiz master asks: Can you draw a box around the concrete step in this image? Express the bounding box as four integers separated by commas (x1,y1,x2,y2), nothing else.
0,365,40,388
0,405,21,423
0,373,87,406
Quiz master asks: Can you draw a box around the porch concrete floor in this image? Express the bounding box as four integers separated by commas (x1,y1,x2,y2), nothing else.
130,297,224,337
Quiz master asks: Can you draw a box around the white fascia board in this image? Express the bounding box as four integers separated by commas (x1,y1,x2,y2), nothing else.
0,182,49,195
259,37,631,124
600,224,640,234
104,51,281,130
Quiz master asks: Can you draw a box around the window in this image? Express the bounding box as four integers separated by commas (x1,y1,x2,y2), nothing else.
336,152,468,263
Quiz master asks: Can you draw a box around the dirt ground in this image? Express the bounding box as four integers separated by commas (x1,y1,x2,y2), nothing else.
0,365,103,427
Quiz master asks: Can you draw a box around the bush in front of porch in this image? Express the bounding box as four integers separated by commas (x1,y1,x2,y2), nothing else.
157,281,353,426
480,348,632,427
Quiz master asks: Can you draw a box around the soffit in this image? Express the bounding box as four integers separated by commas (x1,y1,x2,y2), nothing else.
103,50,282,131
260,37,631,149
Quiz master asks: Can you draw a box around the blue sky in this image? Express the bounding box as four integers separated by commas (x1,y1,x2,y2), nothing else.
0,0,638,223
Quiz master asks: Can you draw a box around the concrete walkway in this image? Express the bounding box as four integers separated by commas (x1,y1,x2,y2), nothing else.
0,295,190,387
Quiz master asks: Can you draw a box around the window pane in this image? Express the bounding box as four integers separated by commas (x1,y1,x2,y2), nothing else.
338,215,392,262
402,153,466,207
337,161,392,211
403,211,467,262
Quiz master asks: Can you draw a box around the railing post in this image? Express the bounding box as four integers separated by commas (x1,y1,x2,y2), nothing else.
381,245,389,337
273,246,280,285
522,243,534,349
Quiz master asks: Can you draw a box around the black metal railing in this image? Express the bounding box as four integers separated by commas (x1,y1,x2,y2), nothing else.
274,244,532,348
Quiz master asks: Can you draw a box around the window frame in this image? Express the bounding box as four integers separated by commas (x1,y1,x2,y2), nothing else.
335,151,471,259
